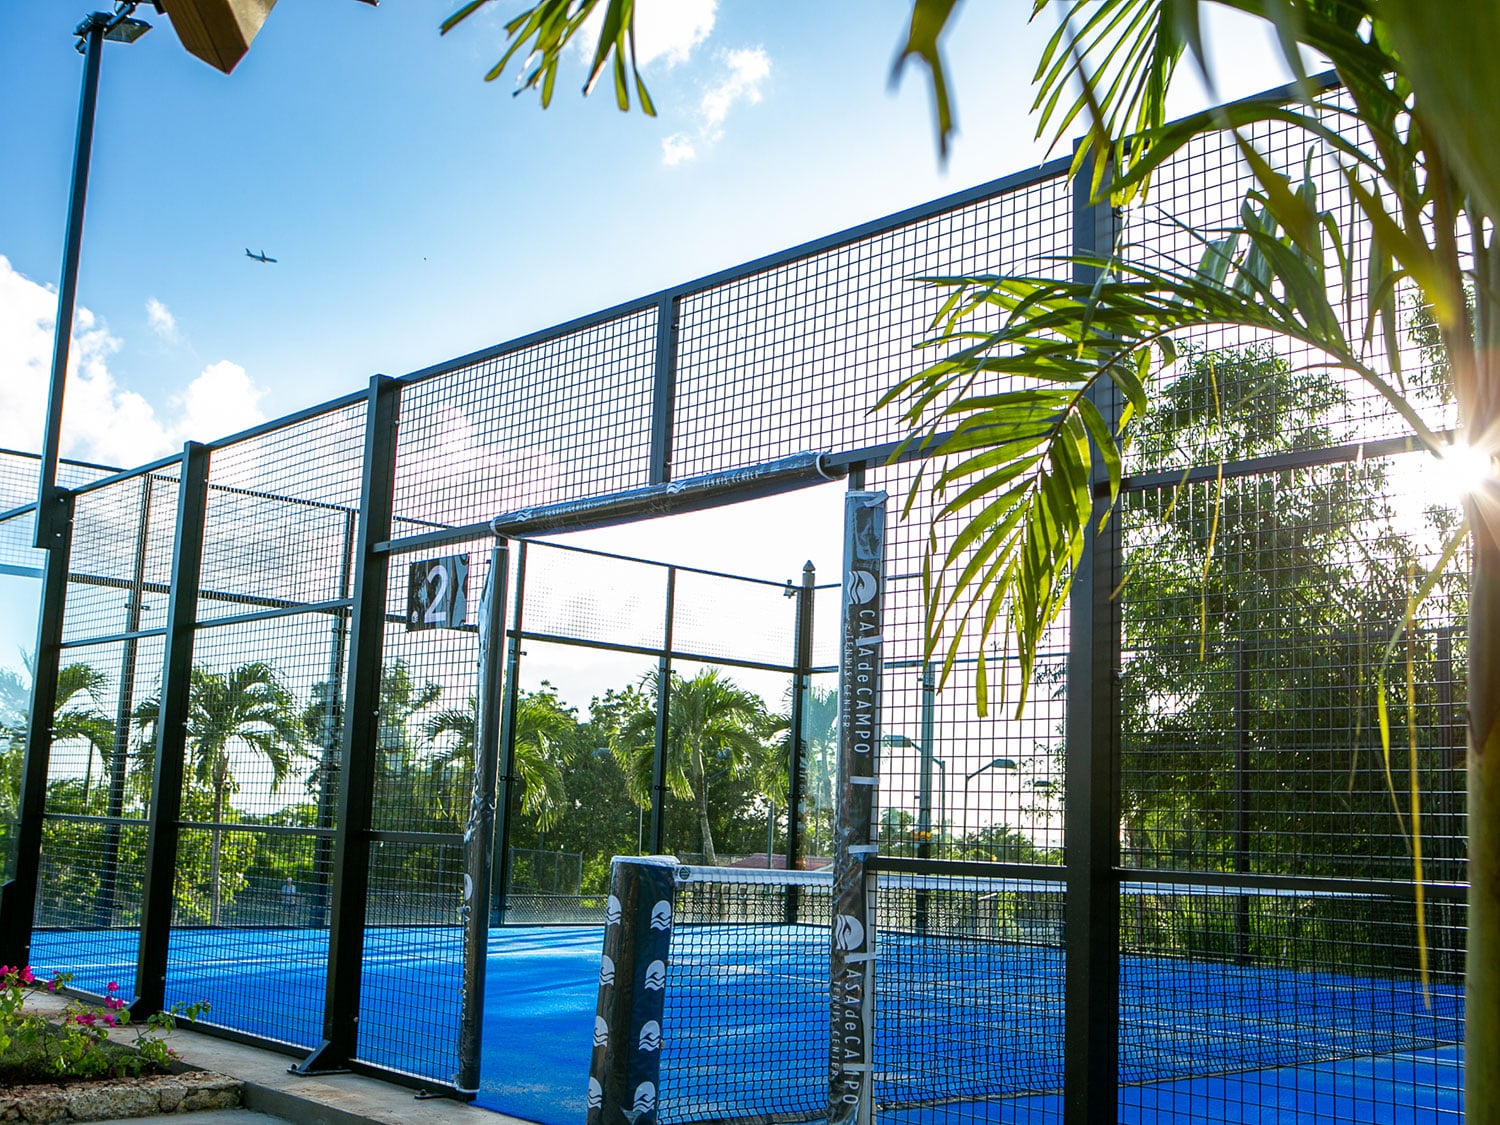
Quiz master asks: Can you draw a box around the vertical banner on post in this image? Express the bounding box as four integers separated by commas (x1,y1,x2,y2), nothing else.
830,490,886,1125
588,856,678,1125
458,541,508,1095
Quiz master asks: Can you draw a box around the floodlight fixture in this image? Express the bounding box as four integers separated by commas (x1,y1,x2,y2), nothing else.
965,757,1019,783
104,16,152,42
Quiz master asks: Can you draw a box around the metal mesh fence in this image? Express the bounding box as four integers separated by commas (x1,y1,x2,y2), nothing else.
3,82,1469,1123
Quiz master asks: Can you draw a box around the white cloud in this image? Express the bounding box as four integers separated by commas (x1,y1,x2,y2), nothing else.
661,133,697,166
145,297,178,341
660,45,771,166
0,255,269,467
700,46,769,134
173,360,266,442
575,0,716,70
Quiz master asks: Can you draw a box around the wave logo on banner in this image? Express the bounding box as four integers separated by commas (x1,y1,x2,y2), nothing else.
606,895,622,926
650,900,673,931
599,955,615,988
587,1078,604,1110
632,1082,657,1116
846,570,878,606
643,960,666,991
593,1016,609,1048
639,1020,663,1052
461,873,472,901
833,913,865,952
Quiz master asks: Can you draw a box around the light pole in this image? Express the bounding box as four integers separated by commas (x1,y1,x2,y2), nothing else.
882,734,946,850
34,4,154,548
962,757,1018,859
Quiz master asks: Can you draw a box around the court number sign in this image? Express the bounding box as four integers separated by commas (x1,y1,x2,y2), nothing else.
407,554,469,631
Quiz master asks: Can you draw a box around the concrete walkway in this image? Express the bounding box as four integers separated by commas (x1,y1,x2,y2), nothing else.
90,1113,286,1125
23,992,535,1125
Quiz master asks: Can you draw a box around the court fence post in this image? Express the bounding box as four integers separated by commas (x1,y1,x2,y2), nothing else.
490,540,526,925
0,487,76,971
459,538,510,1095
96,472,154,927
132,442,211,1019
649,295,679,486
648,568,676,855
785,560,816,922
297,374,400,1075
1062,156,1123,1125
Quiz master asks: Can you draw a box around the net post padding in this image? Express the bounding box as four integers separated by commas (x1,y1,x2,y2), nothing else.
588,856,679,1125
830,490,886,1125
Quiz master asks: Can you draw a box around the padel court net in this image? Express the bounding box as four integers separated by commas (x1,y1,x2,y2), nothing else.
603,865,1462,1125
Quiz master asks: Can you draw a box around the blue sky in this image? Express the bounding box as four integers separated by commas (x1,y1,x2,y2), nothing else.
1,1,1291,466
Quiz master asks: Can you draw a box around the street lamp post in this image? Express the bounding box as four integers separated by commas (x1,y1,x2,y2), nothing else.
35,4,153,548
962,757,1018,859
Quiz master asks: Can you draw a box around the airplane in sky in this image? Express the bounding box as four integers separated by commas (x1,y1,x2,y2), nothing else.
245,248,277,263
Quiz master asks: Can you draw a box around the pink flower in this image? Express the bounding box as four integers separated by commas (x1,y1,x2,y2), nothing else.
73,1012,96,1027
102,1013,115,1026
45,980,57,992
19,967,33,984
106,981,118,993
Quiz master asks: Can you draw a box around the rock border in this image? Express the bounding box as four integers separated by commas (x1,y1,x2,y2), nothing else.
0,1070,241,1122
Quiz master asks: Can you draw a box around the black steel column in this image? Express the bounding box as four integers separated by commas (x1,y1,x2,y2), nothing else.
297,375,400,1075
459,538,509,1095
490,540,527,924
785,561,816,922
0,489,75,969
1234,642,1251,961
96,472,153,927
311,508,356,930
648,295,679,486
1434,626,1461,974
35,17,103,547
132,443,210,1018
1062,163,1122,1125
648,568,676,855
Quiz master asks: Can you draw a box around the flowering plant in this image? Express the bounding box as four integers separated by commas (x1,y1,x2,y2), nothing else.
0,965,209,1082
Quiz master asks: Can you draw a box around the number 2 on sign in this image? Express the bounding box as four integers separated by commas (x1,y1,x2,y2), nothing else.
425,564,448,625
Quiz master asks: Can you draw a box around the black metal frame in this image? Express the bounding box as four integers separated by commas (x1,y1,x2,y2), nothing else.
490,540,527,924
297,375,400,1075
1063,159,1123,1125
0,489,75,969
133,443,211,1018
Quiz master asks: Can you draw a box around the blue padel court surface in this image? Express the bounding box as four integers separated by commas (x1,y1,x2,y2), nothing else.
31,925,1463,1124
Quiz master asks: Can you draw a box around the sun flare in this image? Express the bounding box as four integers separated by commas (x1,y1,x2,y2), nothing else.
1437,441,1497,500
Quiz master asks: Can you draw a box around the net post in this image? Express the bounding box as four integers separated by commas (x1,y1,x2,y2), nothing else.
0,487,75,971
588,855,678,1125
830,490,885,1125
132,442,211,1019
457,538,510,1096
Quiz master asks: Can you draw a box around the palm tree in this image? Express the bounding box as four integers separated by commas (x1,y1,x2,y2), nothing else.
54,664,116,812
137,661,303,925
0,663,114,820
423,688,570,830
613,669,771,867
